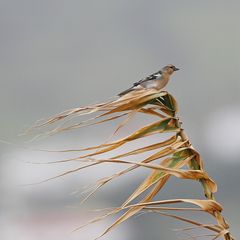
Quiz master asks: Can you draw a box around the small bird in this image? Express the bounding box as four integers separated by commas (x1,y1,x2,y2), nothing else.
118,64,179,96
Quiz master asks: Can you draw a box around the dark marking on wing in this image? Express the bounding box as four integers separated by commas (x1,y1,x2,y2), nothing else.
133,71,162,86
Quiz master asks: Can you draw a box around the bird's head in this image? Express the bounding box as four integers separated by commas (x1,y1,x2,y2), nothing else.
161,64,179,75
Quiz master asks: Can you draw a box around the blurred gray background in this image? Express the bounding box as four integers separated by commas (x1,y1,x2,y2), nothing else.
1,1,240,239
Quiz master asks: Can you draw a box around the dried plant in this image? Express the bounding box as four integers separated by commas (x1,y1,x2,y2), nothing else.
30,89,233,239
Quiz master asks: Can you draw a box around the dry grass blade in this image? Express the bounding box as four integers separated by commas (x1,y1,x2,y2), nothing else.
72,207,121,232
143,206,203,211
153,211,220,233
26,162,100,185
47,112,129,136
124,198,223,214
113,135,177,158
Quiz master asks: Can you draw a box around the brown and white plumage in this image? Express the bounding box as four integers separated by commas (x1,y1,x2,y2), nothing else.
118,64,179,96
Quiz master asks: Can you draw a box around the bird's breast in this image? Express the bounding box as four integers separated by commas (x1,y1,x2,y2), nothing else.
155,78,169,90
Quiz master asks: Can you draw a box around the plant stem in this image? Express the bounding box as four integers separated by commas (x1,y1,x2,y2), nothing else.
175,118,231,240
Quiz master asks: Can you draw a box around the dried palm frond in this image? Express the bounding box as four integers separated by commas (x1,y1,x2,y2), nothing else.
29,89,233,240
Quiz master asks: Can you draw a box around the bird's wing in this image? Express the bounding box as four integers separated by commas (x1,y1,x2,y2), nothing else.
133,71,162,86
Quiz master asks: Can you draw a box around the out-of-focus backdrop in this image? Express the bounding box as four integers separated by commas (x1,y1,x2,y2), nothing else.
1,1,240,239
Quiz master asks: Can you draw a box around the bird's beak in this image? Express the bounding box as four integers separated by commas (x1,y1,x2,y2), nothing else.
174,67,180,71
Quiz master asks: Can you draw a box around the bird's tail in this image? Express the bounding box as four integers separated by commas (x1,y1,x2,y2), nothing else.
118,87,134,96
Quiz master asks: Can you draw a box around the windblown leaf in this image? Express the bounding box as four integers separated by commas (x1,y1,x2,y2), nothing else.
124,198,223,214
